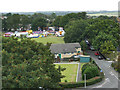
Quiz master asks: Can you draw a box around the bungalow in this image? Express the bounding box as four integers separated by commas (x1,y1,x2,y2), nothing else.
50,43,83,59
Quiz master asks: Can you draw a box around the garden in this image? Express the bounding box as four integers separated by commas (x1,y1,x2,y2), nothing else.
59,60,104,88
55,64,78,82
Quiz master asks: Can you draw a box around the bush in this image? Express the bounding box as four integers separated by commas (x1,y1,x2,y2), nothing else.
86,77,102,86
59,76,102,88
81,63,89,74
82,63,96,74
59,82,84,88
82,63,100,80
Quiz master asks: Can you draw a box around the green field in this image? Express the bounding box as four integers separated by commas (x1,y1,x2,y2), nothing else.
32,35,65,44
55,64,78,82
87,12,118,17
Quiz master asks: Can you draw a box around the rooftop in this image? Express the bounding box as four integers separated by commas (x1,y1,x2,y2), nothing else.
50,43,81,54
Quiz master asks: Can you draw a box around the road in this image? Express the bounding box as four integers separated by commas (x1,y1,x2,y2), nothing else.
86,50,120,88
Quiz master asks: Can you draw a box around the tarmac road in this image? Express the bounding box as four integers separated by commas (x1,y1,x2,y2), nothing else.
86,50,120,89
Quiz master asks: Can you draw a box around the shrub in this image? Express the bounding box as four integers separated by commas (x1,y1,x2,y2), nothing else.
59,76,103,88
82,63,100,80
59,82,84,88
82,63,96,74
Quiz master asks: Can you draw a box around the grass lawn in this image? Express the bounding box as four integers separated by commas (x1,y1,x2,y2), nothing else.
32,35,65,44
55,64,78,82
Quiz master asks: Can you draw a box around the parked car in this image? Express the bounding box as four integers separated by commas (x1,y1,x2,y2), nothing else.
85,39,90,46
98,55,104,60
89,46,95,51
94,51,100,56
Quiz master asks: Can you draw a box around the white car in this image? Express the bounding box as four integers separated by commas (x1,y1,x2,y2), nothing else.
89,46,95,51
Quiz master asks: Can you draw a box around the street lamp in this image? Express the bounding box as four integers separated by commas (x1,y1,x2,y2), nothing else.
84,74,86,88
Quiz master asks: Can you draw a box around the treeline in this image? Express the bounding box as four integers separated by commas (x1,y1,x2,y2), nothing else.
2,13,57,32
2,12,87,32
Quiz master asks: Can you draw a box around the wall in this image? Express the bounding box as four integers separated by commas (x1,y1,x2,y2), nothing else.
75,48,83,55
54,48,83,59
61,52,77,59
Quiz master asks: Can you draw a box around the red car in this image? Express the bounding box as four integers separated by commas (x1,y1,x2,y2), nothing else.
94,52,100,56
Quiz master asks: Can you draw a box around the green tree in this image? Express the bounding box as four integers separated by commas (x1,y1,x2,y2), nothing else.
2,37,65,88
52,16,62,27
20,15,31,30
64,19,88,43
92,32,117,54
80,40,88,51
7,14,21,31
59,12,87,27
31,17,47,30
82,63,99,80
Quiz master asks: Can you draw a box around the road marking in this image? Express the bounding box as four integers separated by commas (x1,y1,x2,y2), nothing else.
110,72,120,81
93,78,110,88
76,63,80,82
110,72,114,76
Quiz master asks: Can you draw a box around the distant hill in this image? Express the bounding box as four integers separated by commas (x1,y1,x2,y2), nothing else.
1,11,118,16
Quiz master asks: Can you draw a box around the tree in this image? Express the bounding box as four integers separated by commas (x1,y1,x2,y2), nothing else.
58,12,87,27
31,17,47,30
111,53,120,73
2,37,65,88
6,14,21,31
64,19,88,43
20,15,31,30
52,16,62,27
92,32,117,55
82,63,99,80
50,13,57,19
80,40,88,51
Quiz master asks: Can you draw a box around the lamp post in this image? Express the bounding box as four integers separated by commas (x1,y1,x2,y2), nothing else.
84,74,86,88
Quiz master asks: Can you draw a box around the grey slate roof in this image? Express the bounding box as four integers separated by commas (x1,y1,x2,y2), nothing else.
50,43,81,54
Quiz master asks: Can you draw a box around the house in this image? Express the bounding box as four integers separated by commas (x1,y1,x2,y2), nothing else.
50,43,83,59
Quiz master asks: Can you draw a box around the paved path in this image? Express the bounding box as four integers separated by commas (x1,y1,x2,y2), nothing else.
76,63,81,82
54,62,78,64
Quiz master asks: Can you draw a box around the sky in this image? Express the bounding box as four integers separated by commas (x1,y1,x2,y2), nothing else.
0,0,120,12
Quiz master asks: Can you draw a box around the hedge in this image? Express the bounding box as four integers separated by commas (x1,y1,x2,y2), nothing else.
59,75,103,88
59,63,105,88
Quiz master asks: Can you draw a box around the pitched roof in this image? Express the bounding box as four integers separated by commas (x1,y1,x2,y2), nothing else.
50,43,81,54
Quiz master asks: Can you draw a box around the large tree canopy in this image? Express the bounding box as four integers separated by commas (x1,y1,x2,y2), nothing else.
2,37,64,88
64,19,88,43
64,17,119,55
53,12,87,27
31,17,47,30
